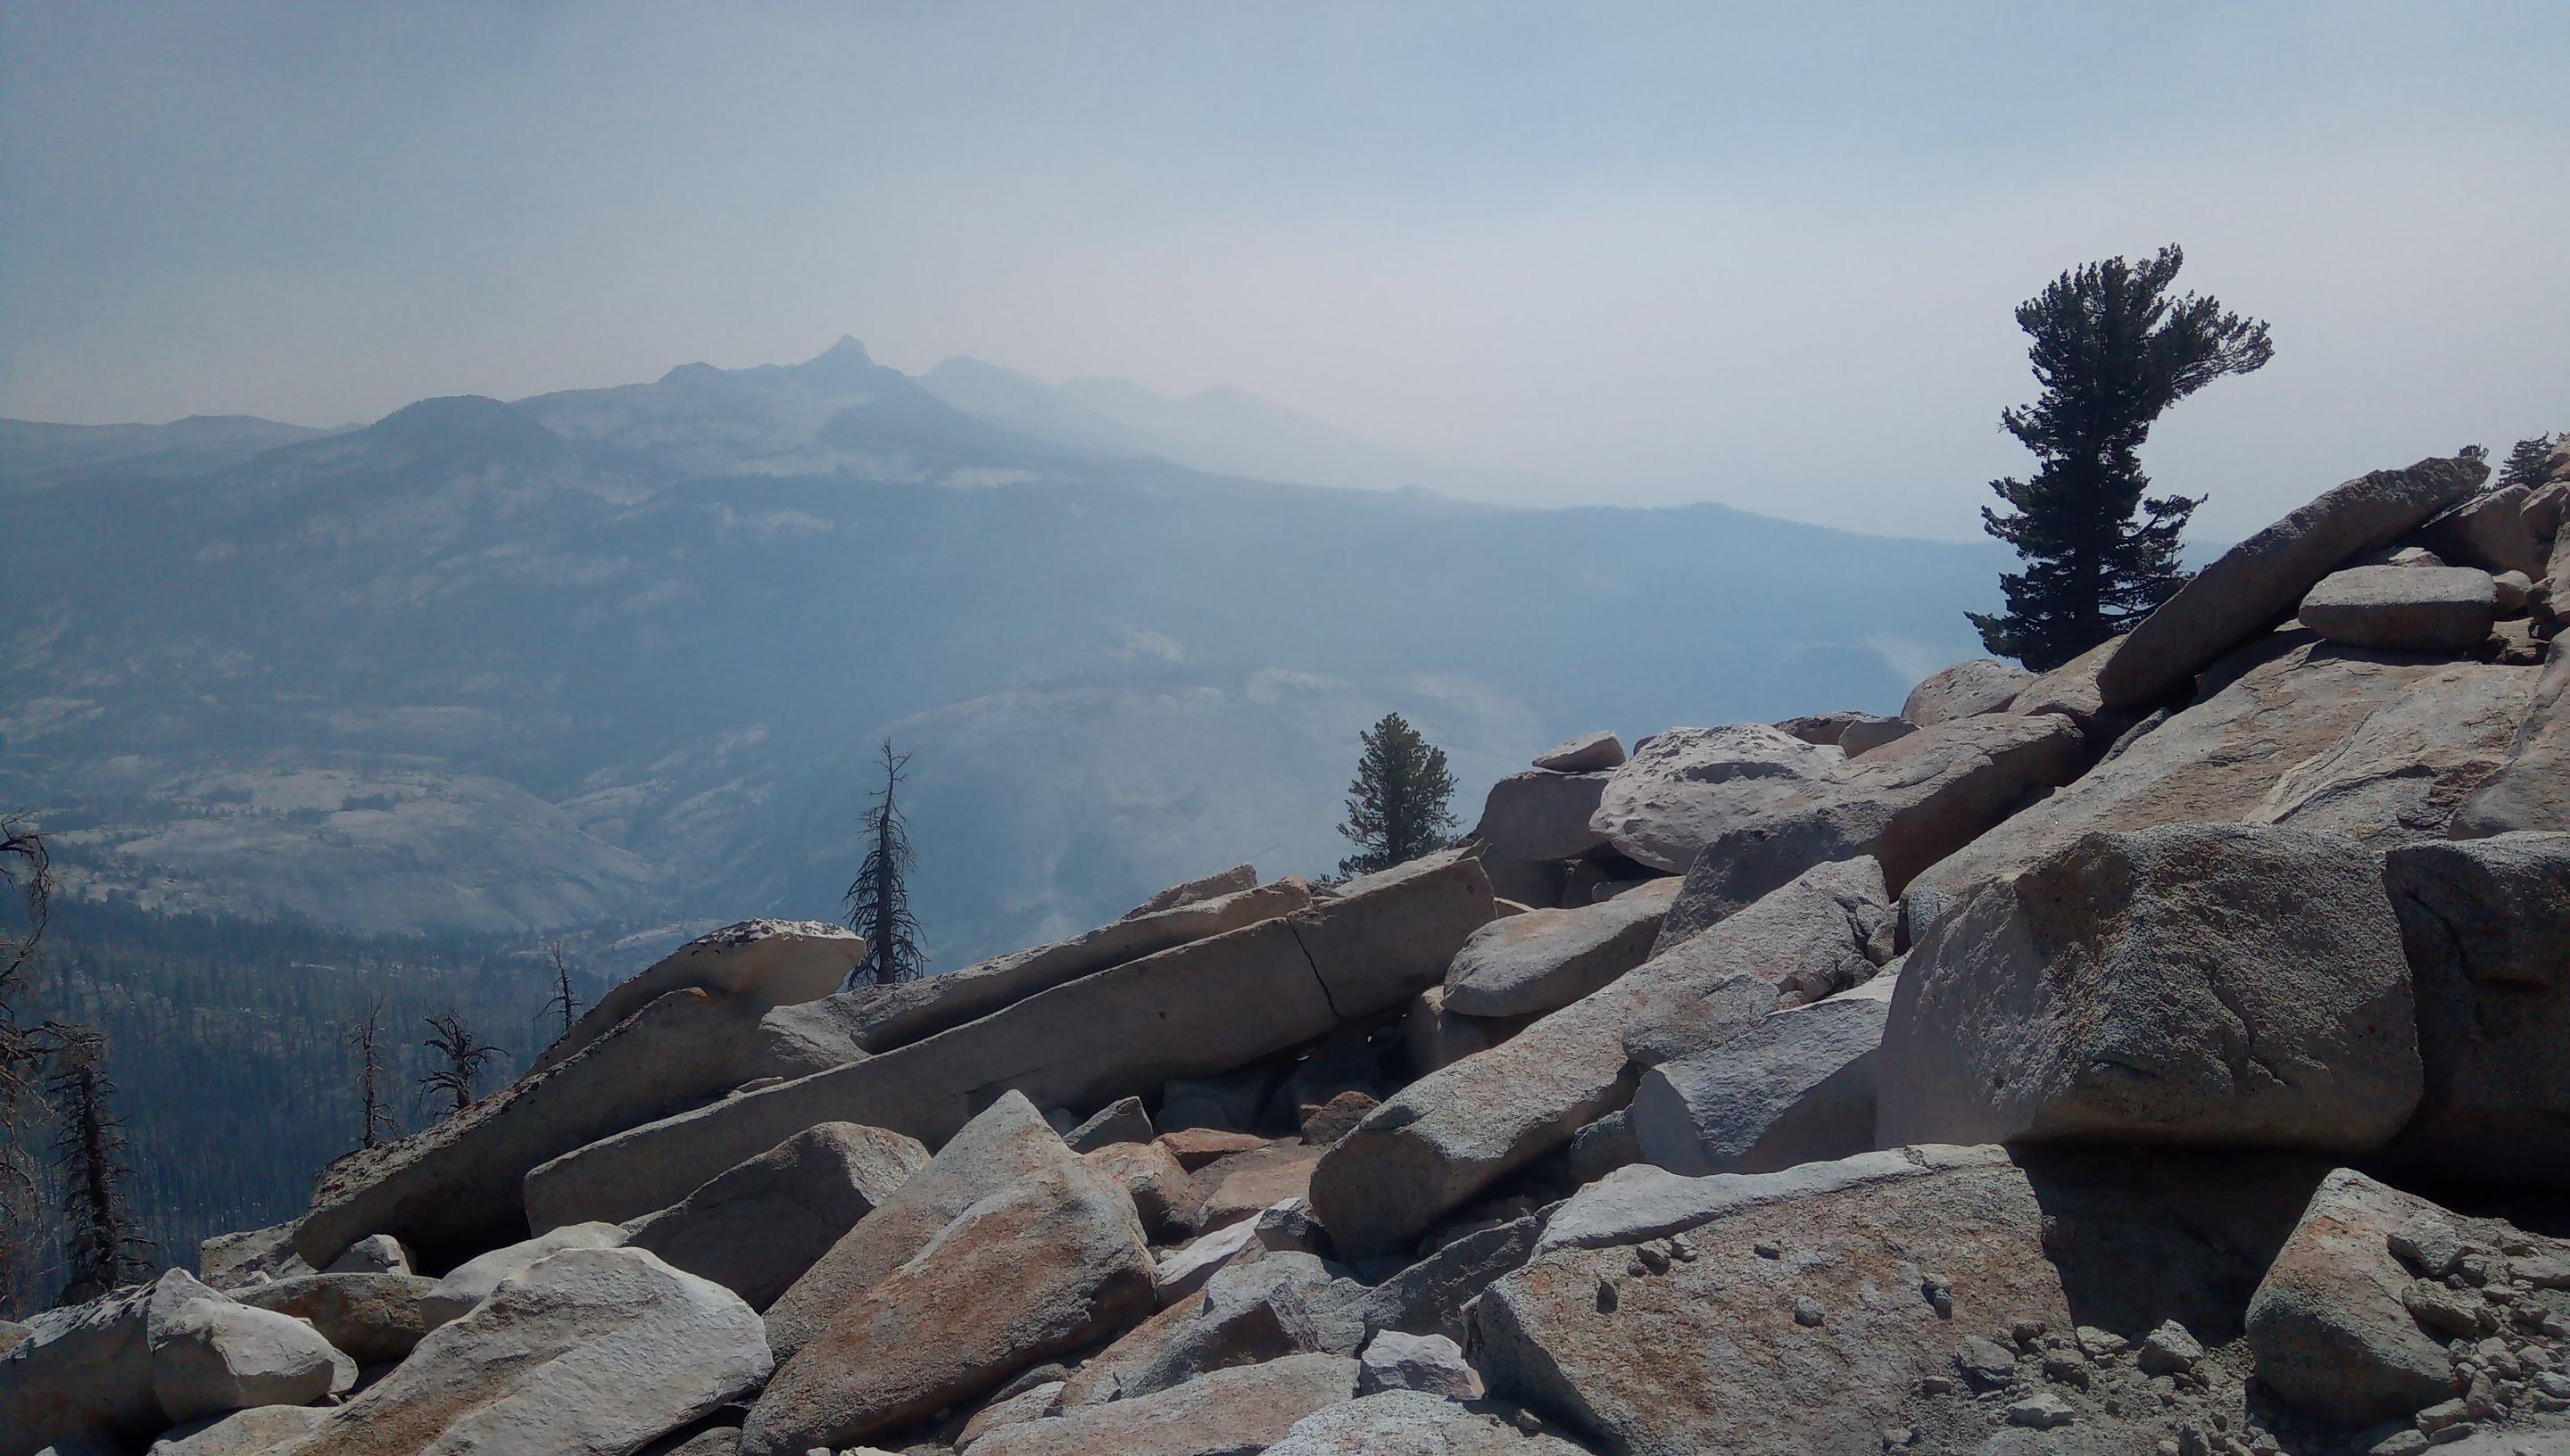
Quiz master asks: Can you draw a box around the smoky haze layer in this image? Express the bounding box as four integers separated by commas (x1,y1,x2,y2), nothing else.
4,4,2566,539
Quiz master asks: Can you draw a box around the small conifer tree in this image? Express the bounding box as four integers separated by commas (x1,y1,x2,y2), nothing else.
1336,713,1460,877
2500,433,2560,492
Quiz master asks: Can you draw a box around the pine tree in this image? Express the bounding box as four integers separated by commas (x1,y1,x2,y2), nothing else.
418,1010,501,1117
2500,434,2561,492
345,996,394,1151
1336,713,1460,877
844,740,925,988
49,1026,154,1303
1969,245,2274,670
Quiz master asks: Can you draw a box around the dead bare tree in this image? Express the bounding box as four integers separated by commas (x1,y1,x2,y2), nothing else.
418,1009,501,1117
344,996,394,1151
538,940,579,1041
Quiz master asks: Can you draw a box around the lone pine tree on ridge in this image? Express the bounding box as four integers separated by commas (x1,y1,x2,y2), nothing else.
1337,712,1460,877
1970,244,2273,671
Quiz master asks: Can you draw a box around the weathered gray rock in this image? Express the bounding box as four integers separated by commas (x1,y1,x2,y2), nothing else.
526,854,1491,1232
1881,823,2421,1151
1065,1096,1152,1152
1158,1127,1269,1171
959,1353,1359,1456
1152,1220,1264,1308
197,1224,311,1293
1358,1330,1480,1400
298,983,768,1268
1473,1146,2324,1456
1354,1214,1542,1344
2494,567,2534,612
266,1247,770,1456
1401,987,1529,1076
1059,1254,1328,1406
1532,732,1625,773
1310,856,1888,1257
1637,856,1892,1034
2415,483,2546,577
1774,711,1880,747
1081,1138,1203,1242
1193,1143,1323,1232
2003,634,2126,731
622,1121,928,1310
2096,455,2488,707
1629,974,1891,1176
1835,716,1915,756
739,1155,1156,1456
1264,1390,1591,1456
1440,879,1675,1018
771,876,1314,1071
2452,639,2570,838
1,1271,195,1456
148,1403,330,1456
1124,864,1258,919
2245,1169,2462,1425
233,1272,474,1366
1298,1090,1377,1146
1912,633,2535,921
433,1220,626,1303
2298,564,2498,653
537,918,864,1073
763,1091,1070,1361
1902,658,2034,727
1655,713,2083,938
1472,770,1612,863
1587,724,1844,873
146,1294,354,1427
959,1379,1065,1448
2380,833,2570,1184
319,1234,411,1277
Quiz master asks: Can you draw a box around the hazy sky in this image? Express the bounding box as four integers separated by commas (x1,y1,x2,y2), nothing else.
6,3,2566,539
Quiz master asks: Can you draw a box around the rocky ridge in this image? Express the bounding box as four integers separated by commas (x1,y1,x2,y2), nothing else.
7,445,2570,1455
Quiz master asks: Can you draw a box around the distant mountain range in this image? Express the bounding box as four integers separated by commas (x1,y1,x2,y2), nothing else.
0,338,2008,968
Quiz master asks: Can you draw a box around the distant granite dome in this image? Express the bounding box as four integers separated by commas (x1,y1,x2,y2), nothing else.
357,393,568,464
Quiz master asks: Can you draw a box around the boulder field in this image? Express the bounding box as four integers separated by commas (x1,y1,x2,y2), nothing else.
13,450,2570,1456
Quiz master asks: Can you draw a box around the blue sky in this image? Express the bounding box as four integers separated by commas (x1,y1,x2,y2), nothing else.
5,2,2566,537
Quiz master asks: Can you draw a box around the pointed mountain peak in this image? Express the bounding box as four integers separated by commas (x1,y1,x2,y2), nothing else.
784,335,890,389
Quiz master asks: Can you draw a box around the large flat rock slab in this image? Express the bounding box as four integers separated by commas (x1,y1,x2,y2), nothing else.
295,986,768,1270
1910,633,2534,922
525,854,1491,1232
2097,454,2487,707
